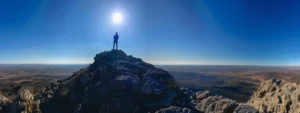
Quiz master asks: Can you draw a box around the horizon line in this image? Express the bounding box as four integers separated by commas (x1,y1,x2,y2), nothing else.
1,63,300,67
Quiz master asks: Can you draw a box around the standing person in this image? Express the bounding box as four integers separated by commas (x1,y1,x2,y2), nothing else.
113,32,119,50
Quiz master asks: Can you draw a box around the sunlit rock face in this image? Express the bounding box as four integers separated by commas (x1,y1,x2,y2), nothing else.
0,93,10,112
247,79,300,113
11,89,41,113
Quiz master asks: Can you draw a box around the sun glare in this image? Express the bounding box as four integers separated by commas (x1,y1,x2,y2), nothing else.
112,12,122,24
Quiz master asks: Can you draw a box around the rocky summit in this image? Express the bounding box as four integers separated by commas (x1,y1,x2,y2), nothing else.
0,50,299,113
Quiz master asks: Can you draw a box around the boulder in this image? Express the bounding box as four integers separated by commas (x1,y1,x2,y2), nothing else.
155,106,193,113
234,105,259,113
195,91,212,100
187,91,238,113
204,98,238,113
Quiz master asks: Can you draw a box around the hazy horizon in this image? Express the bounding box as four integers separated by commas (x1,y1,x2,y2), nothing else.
2,62,300,67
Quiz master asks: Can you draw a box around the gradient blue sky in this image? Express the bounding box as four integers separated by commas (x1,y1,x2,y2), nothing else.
1,0,300,65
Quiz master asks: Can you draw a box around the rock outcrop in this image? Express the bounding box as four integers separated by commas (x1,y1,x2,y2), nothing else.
11,89,41,113
0,93,10,113
188,91,238,113
247,78,300,113
35,50,240,113
35,50,180,113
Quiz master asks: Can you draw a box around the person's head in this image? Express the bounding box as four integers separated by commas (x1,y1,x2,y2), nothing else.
115,32,118,35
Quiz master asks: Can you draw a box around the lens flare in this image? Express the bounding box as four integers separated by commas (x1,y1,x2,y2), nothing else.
112,12,122,24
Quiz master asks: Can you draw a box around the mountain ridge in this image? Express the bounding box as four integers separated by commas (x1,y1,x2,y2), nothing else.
0,50,296,113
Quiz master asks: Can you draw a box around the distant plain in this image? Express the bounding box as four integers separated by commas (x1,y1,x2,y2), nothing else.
0,64,86,99
1,64,300,102
157,65,300,102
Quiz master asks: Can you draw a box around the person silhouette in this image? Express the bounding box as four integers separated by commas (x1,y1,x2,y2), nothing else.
113,32,119,50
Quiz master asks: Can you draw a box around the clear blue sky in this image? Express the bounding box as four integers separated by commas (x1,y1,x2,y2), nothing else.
1,0,300,65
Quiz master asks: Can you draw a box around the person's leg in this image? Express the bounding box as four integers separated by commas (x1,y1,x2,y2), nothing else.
116,41,118,50
113,41,115,50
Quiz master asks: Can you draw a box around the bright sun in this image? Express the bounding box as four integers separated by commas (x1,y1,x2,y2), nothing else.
112,12,122,24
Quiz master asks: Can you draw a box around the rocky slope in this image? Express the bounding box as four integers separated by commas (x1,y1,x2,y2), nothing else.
0,50,298,113
247,78,300,113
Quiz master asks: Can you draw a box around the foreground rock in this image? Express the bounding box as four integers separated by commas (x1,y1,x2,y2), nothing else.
248,78,300,113
234,105,259,113
187,91,238,113
10,89,41,113
0,93,9,113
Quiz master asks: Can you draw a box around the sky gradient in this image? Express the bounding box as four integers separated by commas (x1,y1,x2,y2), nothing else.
1,0,300,65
